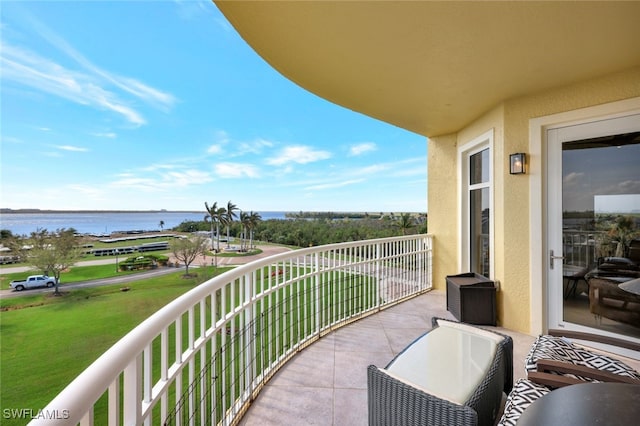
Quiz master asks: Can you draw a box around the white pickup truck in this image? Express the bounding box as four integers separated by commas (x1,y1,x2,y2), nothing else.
10,275,57,291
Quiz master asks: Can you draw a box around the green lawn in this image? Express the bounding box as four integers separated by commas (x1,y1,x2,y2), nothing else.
0,262,376,425
1,263,140,288
0,266,229,425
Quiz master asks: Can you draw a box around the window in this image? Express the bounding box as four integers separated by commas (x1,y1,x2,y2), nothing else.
459,131,493,278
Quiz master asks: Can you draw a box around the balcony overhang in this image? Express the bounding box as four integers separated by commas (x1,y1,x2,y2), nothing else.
215,1,640,137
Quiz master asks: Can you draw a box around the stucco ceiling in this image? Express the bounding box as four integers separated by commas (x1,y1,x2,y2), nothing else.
215,1,640,137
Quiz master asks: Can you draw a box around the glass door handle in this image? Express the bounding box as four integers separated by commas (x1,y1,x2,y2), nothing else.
550,250,565,269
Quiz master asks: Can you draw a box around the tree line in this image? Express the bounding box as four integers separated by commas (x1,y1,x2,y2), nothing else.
0,201,427,285
203,200,262,252
175,209,427,248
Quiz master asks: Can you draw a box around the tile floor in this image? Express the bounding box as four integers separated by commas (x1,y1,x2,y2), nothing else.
239,290,539,426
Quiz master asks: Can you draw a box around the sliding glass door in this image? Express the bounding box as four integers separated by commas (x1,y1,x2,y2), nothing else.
547,114,640,345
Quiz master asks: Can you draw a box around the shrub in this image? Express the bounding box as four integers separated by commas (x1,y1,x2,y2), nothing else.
118,254,165,271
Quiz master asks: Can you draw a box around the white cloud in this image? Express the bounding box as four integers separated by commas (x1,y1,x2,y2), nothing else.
617,180,640,193
56,145,88,152
115,172,135,178
166,170,213,186
206,130,232,155
390,166,426,178
110,176,164,192
265,145,332,166
215,162,260,178
563,172,584,186
141,163,179,172
116,77,177,112
0,135,23,144
213,130,230,144
349,142,377,156
1,15,176,126
349,158,426,178
305,179,364,191
173,0,213,20
208,135,275,158
207,144,223,155
110,168,212,192
30,15,177,111
1,44,147,126
351,163,389,176
234,138,274,156
92,132,117,139
67,184,106,200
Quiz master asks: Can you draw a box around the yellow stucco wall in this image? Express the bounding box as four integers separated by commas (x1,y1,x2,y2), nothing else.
428,66,640,335
427,133,458,291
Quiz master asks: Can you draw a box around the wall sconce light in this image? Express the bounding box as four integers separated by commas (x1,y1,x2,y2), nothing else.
509,153,526,175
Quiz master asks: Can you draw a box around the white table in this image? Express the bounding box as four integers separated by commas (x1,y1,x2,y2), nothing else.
385,320,503,404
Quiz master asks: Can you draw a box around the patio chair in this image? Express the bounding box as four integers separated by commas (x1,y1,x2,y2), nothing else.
497,330,640,426
524,332,640,382
563,265,590,299
367,318,513,426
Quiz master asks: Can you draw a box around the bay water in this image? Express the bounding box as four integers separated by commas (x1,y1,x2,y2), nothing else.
0,211,288,236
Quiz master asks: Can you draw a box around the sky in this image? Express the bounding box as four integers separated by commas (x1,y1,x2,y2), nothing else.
0,0,427,213
563,142,640,213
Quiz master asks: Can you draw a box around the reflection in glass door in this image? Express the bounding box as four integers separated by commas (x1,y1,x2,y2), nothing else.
559,130,640,340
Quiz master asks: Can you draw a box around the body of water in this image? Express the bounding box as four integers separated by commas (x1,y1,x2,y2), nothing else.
0,211,288,236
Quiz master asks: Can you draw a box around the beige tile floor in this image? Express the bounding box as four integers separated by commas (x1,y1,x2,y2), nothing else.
238,289,639,426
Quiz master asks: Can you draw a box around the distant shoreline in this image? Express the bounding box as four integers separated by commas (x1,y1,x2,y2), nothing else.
1,209,425,215
1,209,202,214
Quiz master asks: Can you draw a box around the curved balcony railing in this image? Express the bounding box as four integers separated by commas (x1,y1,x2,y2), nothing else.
31,234,433,426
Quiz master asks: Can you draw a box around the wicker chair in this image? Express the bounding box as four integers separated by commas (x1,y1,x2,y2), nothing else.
367,318,513,426
497,331,640,426
588,276,640,326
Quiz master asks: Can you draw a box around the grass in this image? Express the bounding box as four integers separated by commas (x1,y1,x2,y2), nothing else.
0,266,230,425
0,236,174,270
0,264,143,290
88,235,177,249
207,247,263,257
0,260,377,424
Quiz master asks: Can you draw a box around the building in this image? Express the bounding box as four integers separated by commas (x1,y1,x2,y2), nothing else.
215,0,640,346
31,2,640,424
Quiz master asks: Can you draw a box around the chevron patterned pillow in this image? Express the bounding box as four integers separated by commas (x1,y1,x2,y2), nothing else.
496,378,550,426
525,335,640,380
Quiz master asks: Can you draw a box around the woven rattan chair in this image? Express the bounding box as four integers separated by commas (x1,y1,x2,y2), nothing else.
367,318,513,426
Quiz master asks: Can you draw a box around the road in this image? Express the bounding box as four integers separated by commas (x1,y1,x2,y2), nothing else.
0,245,292,299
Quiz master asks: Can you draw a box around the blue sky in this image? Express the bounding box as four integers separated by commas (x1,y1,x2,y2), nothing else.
1,1,427,213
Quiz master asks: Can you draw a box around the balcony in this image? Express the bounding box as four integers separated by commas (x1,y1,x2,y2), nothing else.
31,234,639,425
237,290,540,426
31,235,432,425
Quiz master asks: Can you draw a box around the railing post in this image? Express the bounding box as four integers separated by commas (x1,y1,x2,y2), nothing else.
314,251,321,335
123,355,142,425
143,344,152,426
244,270,255,397
427,235,433,289
375,242,382,307
108,378,119,426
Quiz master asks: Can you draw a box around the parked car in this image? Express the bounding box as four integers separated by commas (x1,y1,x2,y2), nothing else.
10,275,57,291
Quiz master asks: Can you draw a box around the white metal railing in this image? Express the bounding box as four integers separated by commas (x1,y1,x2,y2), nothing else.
562,230,607,268
30,234,433,426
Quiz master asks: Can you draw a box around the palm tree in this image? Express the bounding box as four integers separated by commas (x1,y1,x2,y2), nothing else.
204,201,219,251
214,206,227,252
609,215,637,257
225,201,239,248
396,213,415,236
247,211,262,249
159,220,165,231
239,211,250,251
